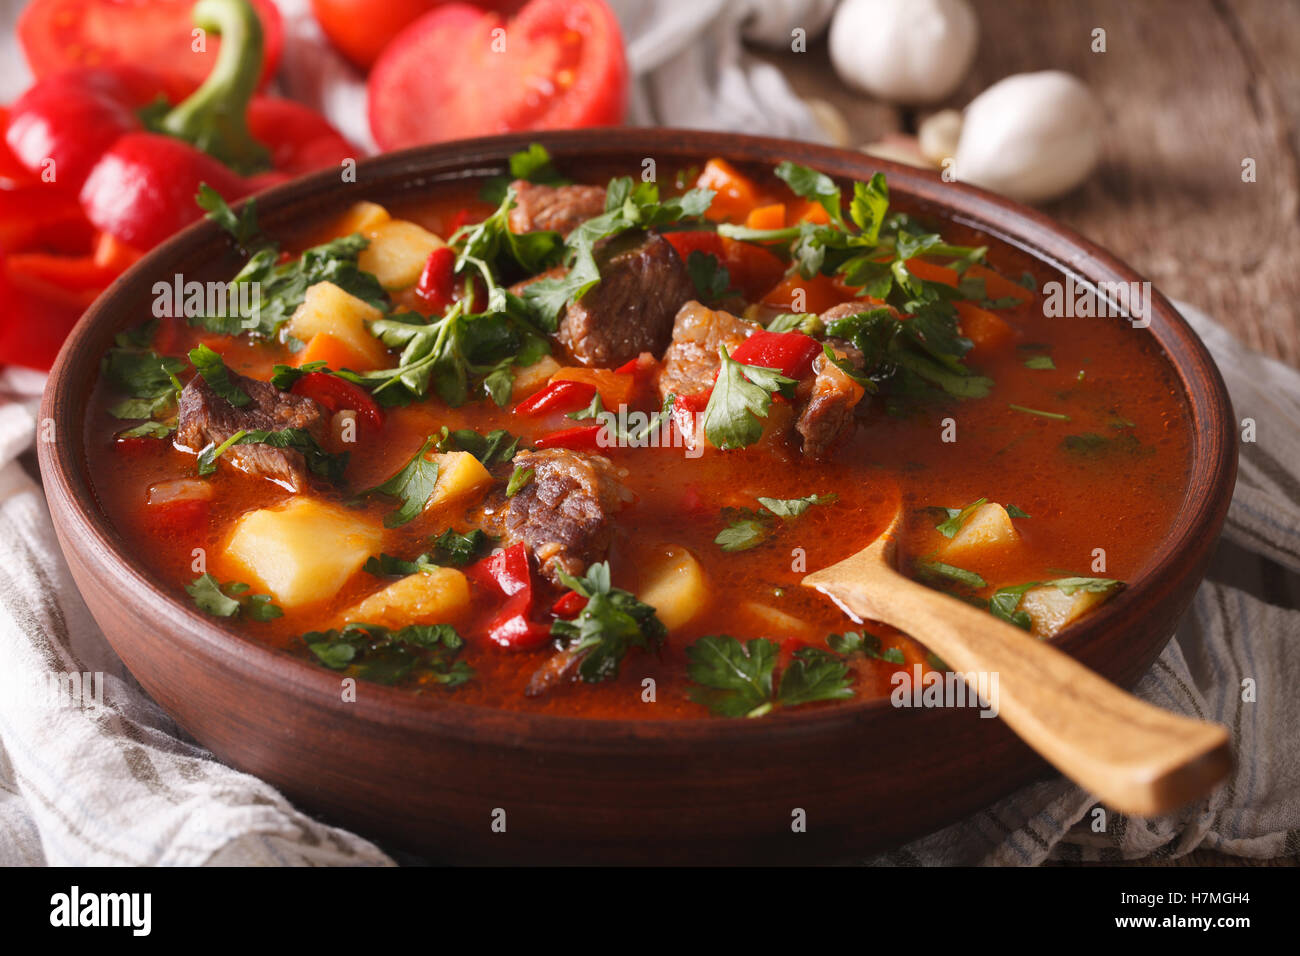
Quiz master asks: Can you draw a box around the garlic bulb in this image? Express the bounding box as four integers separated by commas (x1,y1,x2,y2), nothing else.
954,71,1103,203
741,0,838,50
829,0,978,105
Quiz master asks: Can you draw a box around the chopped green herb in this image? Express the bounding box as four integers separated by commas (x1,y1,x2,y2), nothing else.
686,635,852,718
1024,355,1055,370
827,630,905,664
685,249,732,302
755,493,838,519
188,344,251,407
506,465,534,497
1006,504,1031,519
435,427,523,468
550,562,666,683
917,560,987,589
302,622,473,686
934,497,987,538
356,435,439,527
479,143,570,205
702,345,796,450
196,426,346,482
186,573,282,621
714,513,771,552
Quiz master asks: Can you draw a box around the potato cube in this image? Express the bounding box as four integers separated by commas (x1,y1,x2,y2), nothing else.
359,219,445,290
739,601,815,638
429,451,492,508
286,281,389,371
225,498,383,608
637,545,708,631
325,201,391,241
1021,585,1113,638
940,502,1020,562
511,355,562,401
340,567,470,629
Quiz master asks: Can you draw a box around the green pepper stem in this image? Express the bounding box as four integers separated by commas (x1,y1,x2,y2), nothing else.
159,0,270,175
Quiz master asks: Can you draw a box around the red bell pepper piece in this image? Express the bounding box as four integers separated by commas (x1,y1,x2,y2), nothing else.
415,246,457,313
514,380,598,417
728,330,822,380
468,542,553,650
289,371,385,432
468,542,533,598
551,590,588,619
533,424,604,450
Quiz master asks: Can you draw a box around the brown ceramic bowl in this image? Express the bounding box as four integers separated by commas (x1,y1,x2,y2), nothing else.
38,130,1237,864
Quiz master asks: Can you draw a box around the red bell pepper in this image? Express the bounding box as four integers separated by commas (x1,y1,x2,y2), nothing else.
514,380,598,417
414,246,456,313
289,371,385,432
728,330,822,380
533,424,604,451
467,542,553,650
551,590,588,619
0,0,354,371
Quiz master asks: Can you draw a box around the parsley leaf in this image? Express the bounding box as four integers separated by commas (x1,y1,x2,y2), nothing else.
714,512,772,552
188,344,251,407
550,561,667,683
186,573,282,621
479,143,570,205
435,427,523,468
302,622,473,686
686,635,853,717
702,345,796,450
195,427,346,482
356,435,440,527
916,560,987,590
505,465,534,497
933,498,988,538
197,184,262,251
827,631,906,664
756,493,838,518
686,249,732,302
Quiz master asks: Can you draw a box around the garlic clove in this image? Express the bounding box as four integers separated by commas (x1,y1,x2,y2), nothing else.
953,70,1103,203
918,109,964,165
829,0,979,105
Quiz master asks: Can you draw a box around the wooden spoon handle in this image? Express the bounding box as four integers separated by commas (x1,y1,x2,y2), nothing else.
808,561,1232,815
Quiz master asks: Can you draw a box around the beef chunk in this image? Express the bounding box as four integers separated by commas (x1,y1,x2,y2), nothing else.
554,231,695,368
175,370,325,491
795,348,867,460
508,181,607,237
496,449,631,584
658,300,762,399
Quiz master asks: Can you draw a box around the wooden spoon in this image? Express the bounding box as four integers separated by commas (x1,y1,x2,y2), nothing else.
802,506,1232,816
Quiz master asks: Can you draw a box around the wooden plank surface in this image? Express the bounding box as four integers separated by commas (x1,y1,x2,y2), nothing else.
756,0,1300,866
754,0,1300,366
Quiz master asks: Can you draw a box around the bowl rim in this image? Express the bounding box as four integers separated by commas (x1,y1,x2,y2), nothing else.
38,128,1238,748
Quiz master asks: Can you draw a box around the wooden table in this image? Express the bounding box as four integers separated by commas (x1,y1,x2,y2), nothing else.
757,0,1298,866
756,0,1300,367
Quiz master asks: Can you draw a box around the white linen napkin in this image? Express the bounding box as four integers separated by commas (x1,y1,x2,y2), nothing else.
1,0,1296,866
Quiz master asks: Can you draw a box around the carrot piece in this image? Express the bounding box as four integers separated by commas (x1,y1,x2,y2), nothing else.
965,263,1034,304
549,367,635,409
790,199,831,225
697,158,760,222
954,301,1016,358
296,332,371,370
760,273,847,314
745,202,786,230
904,258,960,287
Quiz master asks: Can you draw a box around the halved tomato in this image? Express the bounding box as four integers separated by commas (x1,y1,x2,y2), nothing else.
368,0,627,149
18,0,284,101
